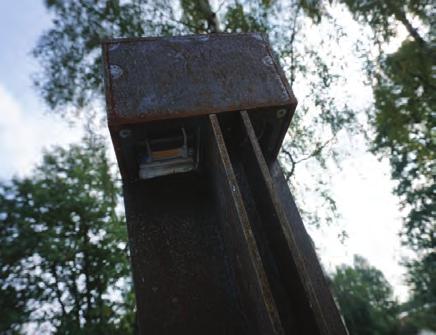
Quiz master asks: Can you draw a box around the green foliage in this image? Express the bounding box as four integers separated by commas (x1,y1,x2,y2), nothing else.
298,0,325,23
402,253,436,331
332,1,435,327
0,286,27,334
336,0,435,252
339,0,433,43
0,134,133,333
223,2,268,32
180,0,219,32
372,39,435,252
332,256,400,335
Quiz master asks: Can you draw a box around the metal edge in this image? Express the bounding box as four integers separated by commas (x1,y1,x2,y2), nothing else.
107,102,293,126
269,160,350,335
240,111,343,335
102,42,117,122
261,34,298,110
261,34,297,159
208,114,285,335
101,32,268,45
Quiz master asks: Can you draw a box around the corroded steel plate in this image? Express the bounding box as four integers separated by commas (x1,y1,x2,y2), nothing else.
103,33,296,125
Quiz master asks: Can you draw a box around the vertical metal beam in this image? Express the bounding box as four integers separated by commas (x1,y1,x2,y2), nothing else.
120,112,348,334
207,114,284,335
123,173,245,334
104,33,348,335
270,160,348,335
237,111,347,335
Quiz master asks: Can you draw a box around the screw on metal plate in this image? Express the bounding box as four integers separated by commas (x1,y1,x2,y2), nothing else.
262,56,274,66
119,129,131,139
110,64,123,79
276,109,287,119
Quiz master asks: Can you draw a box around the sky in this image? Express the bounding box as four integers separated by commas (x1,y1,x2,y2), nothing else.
0,1,83,179
0,1,410,300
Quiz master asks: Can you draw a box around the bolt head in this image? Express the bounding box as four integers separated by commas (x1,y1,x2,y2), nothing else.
119,129,131,138
276,109,287,118
110,64,123,79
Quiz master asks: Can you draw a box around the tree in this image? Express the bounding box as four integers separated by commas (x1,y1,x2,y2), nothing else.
373,39,435,332
339,0,432,45
339,0,435,247
402,252,436,331
336,0,435,327
373,38,435,251
331,256,400,335
0,133,134,334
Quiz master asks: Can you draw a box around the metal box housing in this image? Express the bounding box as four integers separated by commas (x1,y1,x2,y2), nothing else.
103,33,297,181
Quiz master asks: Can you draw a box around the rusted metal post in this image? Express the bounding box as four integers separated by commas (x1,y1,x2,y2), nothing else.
103,33,348,335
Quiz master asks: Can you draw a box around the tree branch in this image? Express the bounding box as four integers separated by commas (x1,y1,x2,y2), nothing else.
199,0,220,32
294,136,335,165
281,148,296,178
288,4,301,86
50,263,67,319
385,0,427,47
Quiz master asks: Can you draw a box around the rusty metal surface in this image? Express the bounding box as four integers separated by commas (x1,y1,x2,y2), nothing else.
116,111,348,334
102,33,296,125
121,115,288,334
269,160,349,335
207,114,284,335
236,111,347,334
123,173,245,334
210,110,348,334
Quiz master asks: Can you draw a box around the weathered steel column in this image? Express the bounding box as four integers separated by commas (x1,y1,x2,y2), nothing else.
103,33,348,335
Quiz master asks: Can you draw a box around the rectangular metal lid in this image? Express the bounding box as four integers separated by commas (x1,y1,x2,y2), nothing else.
103,33,296,125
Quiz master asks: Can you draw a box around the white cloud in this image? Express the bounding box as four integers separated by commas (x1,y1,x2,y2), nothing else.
0,83,82,179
